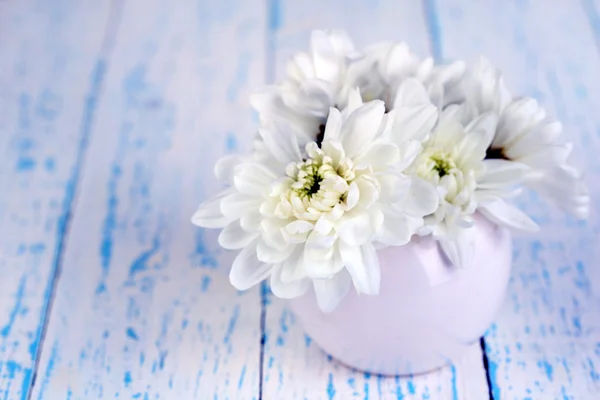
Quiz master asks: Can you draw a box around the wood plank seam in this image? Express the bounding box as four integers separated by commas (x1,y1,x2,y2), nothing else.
479,338,494,400
25,1,125,398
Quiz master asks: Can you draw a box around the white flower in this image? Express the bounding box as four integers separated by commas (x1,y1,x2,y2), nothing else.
342,41,466,111
251,30,358,149
410,110,537,268
449,58,590,219
192,97,438,312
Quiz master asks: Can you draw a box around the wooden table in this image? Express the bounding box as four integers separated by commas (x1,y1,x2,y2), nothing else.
1,0,599,398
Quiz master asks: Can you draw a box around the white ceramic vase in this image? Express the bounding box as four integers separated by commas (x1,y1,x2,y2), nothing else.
289,215,512,376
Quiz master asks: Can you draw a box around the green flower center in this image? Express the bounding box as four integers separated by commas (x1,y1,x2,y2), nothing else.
290,158,336,199
431,153,457,177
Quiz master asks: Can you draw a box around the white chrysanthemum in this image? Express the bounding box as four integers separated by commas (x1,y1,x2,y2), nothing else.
192,98,438,312
410,111,538,269
342,41,466,111
448,58,590,219
251,31,464,148
251,30,358,149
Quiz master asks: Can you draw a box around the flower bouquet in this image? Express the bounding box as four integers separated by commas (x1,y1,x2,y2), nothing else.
192,30,589,375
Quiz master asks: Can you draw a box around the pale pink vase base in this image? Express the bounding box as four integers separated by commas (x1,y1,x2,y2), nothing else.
289,216,512,376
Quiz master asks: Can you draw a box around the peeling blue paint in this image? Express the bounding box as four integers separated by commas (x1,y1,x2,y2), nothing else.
128,233,161,279
394,376,404,399
0,276,27,338
159,350,168,371
44,157,56,172
16,157,36,171
304,334,312,347
226,132,238,151
126,327,139,341
326,373,336,399
538,360,554,381
223,305,239,344
407,380,415,395
363,372,370,399
191,230,218,268
123,371,132,387
450,365,458,400
201,275,211,292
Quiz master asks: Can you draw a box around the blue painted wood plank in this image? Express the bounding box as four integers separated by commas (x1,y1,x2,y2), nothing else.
432,0,600,398
0,2,112,399
29,0,266,398
260,1,490,399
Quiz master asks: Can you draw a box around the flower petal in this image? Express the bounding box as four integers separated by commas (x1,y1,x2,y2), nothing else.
258,122,302,164
495,98,544,148
221,192,262,220
219,220,259,250
438,227,476,269
479,159,529,187
343,87,364,116
270,264,310,299
377,207,414,246
478,200,539,232
191,191,234,228
339,100,386,157
525,164,590,219
431,116,466,151
392,79,438,142
285,220,315,235
506,120,562,160
339,242,380,295
402,176,439,217
229,245,272,290
311,30,353,82
234,162,278,196
345,181,359,211
518,143,573,168
256,239,295,263
356,176,380,209
337,211,373,245
323,107,342,141
379,173,411,203
280,247,308,283
354,142,400,170
215,154,243,183
304,239,344,279
470,57,511,113
312,269,352,313
463,112,498,154
240,211,263,232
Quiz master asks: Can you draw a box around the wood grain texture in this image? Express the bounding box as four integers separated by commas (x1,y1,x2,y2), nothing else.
260,1,490,398
431,0,600,398
0,1,111,399
29,0,266,398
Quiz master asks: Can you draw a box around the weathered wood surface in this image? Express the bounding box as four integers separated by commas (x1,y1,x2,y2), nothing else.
0,0,598,399
29,0,266,398
0,2,111,399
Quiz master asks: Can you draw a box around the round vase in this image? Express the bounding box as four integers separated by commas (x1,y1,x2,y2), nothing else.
289,215,512,376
